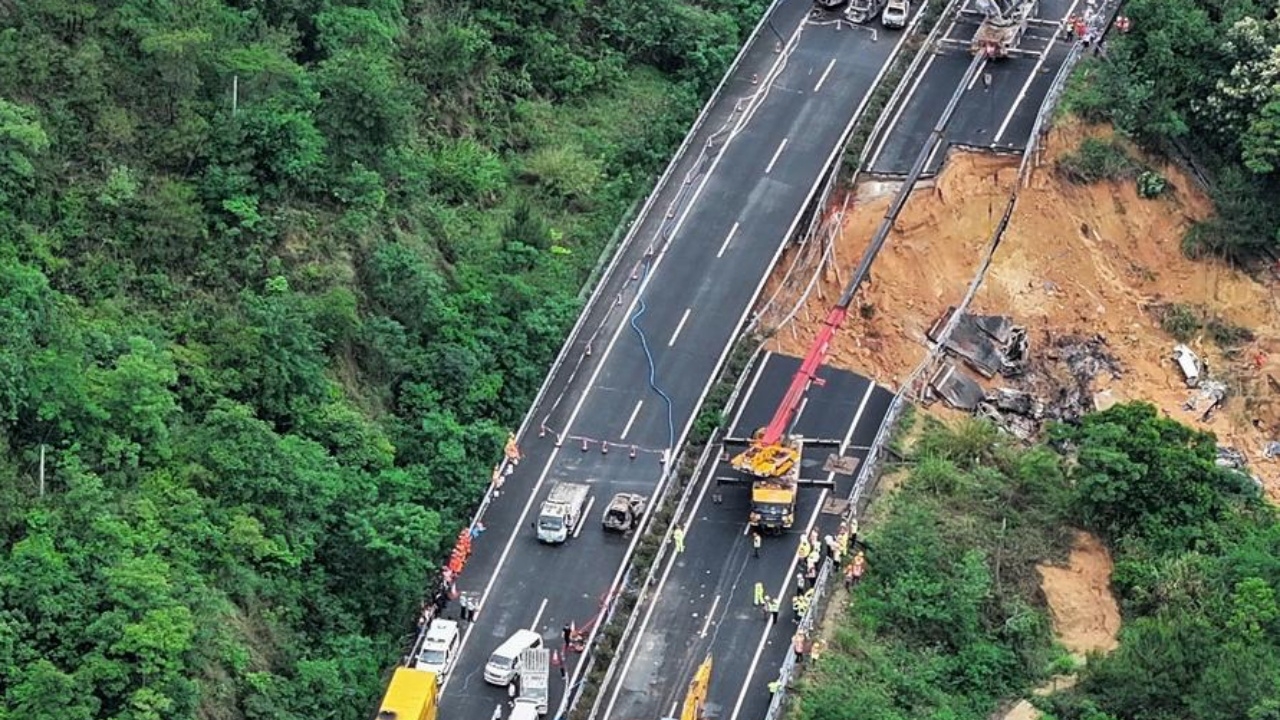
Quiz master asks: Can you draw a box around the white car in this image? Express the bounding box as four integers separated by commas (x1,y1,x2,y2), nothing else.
882,0,909,28
415,619,461,676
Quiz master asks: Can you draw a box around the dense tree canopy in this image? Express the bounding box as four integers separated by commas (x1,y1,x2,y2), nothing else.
796,406,1280,720
0,0,766,717
1064,0,1280,259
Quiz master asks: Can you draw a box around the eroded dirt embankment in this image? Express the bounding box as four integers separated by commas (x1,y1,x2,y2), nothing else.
764,119,1280,498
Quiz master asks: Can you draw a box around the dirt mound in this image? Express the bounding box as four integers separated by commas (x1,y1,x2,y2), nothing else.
1038,532,1121,658
767,152,1022,388
764,119,1280,498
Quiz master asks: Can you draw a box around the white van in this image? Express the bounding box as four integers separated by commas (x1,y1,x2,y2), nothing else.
483,629,543,686
415,619,461,676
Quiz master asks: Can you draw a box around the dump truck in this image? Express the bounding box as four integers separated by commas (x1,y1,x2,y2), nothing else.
536,481,591,543
602,492,648,532
845,0,888,23
970,0,1037,57
375,667,438,720
515,648,550,715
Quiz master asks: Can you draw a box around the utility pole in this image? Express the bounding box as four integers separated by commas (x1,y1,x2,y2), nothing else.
232,75,239,116
38,444,45,498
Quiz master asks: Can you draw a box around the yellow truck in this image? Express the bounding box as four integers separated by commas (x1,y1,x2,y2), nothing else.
375,667,438,720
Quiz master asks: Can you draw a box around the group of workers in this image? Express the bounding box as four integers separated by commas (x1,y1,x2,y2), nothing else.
418,434,522,630
757,520,870,699
751,518,870,630
1062,0,1133,49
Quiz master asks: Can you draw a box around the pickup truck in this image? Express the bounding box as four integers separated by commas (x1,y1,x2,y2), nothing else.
536,482,591,543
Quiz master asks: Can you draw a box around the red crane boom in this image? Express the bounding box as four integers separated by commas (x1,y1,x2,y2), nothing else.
759,305,848,446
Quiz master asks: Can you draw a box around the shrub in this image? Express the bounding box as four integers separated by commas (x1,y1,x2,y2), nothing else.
1158,303,1201,341
1205,317,1253,347
1056,137,1137,183
1136,169,1168,198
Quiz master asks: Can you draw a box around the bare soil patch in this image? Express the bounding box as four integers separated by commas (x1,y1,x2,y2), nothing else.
1038,531,1120,659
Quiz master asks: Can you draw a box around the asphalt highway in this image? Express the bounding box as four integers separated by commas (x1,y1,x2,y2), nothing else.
867,0,1080,176
598,353,893,720
435,5,914,719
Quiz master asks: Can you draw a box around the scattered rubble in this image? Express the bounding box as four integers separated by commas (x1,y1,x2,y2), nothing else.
928,361,986,410
926,314,1125,440
1184,380,1229,422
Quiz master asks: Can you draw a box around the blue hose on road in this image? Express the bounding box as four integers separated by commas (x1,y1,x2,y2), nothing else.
628,257,677,451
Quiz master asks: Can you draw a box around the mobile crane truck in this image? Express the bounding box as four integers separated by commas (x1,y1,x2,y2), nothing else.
720,323,841,533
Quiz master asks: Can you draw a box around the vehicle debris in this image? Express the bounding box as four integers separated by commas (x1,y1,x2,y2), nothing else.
1216,446,1247,470
1183,379,1228,422
601,493,648,533
1172,344,1203,388
977,401,1040,441
928,307,1029,378
927,361,986,410
927,327,1125,440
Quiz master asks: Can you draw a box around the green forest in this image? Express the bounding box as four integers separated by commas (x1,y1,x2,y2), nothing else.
796,404,1280,720
0,0,766,718
1063,0,1280,259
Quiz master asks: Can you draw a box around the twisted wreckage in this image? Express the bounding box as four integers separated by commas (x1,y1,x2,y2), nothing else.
924,307,1271,492
924,306,1125,440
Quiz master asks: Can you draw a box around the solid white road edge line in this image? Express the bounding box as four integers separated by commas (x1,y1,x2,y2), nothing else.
728,487,828,720
867,51,937,169
599,427,723,719
562,14,812,710
727,352,772,433
727,380,874,720
993,0,1083,143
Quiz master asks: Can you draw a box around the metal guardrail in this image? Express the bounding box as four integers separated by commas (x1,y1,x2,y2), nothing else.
582,7,953,716
554,2,812,714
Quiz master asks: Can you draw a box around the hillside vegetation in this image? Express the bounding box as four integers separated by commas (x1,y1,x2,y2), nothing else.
1062,0,1280,259
0,0,766,718
795,404,1280,720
